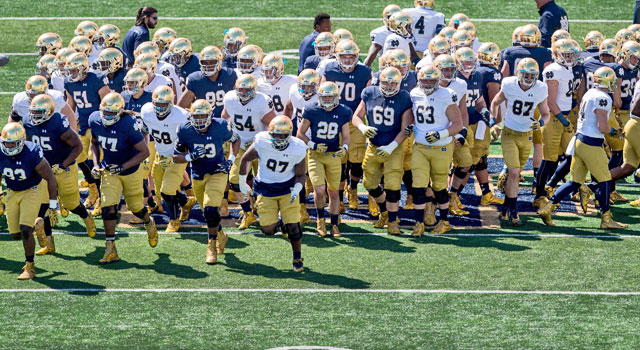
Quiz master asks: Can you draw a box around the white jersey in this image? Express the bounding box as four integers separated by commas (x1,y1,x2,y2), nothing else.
543,62,574,112
157,61,182,101
443,78,468,103
140,103,189,156
316,58,336,76
403,6,445,52
383,34,412,56
416,53,433,71
254,131,307,185
370,26,393,51
410,86,458,146
144,74,173,95
258,74,297,114
472,38,482,53
288,84,318,138
502,76,548,132
234,67,262,81
632,80,640,119
577,88,612,139
12,90,66,120
50,72,65,93
224,90,273,149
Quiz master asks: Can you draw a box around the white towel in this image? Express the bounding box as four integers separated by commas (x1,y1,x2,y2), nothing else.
565,135,577,156
475,121,487,140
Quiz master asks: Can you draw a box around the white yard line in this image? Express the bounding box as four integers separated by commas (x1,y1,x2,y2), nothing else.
0,17,629,23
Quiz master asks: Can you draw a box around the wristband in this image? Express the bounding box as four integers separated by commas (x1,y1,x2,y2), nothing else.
387,140,399,152
439,129,450,139
228,154,236,163
185,154,193,162
539,119,544,127
49,199,59,209
357,124,369,134
239,174,248,184
554,113,569,126
342,144,349,151
307,140,316,149
480,108,490,117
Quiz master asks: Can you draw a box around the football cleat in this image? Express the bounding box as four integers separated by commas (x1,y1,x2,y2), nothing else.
83,215,96,238
537,202,559,226
497,171,507,193
0,198,4,217
34,217,47,248
600,211,628,229
510,213,524,227
166,219,181,233
403,194,414,210
17,262,36,280
59,203,69,218
217,230,228,255
630,198,640,207
317,218,327,237
347,188,358,210
571,192,581,202
237,211,257,230
300,203,310,224
206,238,217,264
424,202,437,226
449,198,469,216
411,222,425,237
91,201,102,217
99,241,119,264
499,212,510,222
293,258,304,272
373,211,388,229
579,185,592,214
330,225,341,237
80,178,89,188
532,196,549,209
480,192,504,205
368,196,380,217
36,236,56,255
151,196,165,213
545,185,555,199
145,217,159,247
610,190,628,203
387,219,401,235
220,199,230,217
179,196,197,222
455,195,466,210
431,220,451,234
84,183,99,208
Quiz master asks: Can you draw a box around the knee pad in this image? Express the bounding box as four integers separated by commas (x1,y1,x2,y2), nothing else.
204,206,221,228
132,208,148,220
385,189,401,203
230,183,241,193
286,223,303,241
475,155,488,171
413,187,428,205
367,185,384,198
102,206,119,220
350,163,363,178
453,167,468,179
434,189,449,205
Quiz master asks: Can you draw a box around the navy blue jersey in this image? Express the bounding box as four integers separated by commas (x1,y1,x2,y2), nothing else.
303,55,321,71
23,113,72,166
185,68,237,117
457,71,485,125
323,62,372,112
502,46,552,80
222,54,237,70
362,86,412,146
125,91,153,114
0,141,44,191
618,65,638,110
538,0,569,48
174,119,233,180
477,64,502,110
571,63,583,109
291,112,300,138
580,49,599,62
371,70,418,92
302,103,352,152
582,57,623,91
175,54,200,85
122,25,149,65
88,112,144,176
107,68,127,93
65,72,107,135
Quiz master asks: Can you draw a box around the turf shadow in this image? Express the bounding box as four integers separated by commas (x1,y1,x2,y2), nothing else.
329,232,417,253
413,235,531,251
176,232,250,250
32,271,106,296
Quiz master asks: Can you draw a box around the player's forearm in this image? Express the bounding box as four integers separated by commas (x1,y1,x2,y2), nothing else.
238,160,250,176
173,154,188,164
122,149,150,170
91,143,101,166
63,145,82,168
46,174,58,200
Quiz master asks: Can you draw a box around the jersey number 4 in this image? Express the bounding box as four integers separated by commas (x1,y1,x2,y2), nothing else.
3,168,26,181
266,159,289,173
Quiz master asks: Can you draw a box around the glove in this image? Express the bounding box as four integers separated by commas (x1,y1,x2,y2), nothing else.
107,164,124,175
158,156,173,168
610,128,624,139
332,145,348,158
480,108,491,126
46,199,59,227
51,163,66,175
229,131,239,143
185,147,206,162
425,131,441,143
404,124,414,137
530,118,541,131
455,127,468,146
91,166,103,180
289,182,303,204
308,141,328,153
490,125,501,142
238,174,252,197
142,159,150,172
563,123,574,134
214,159,233,174
243,140,253,149
376,141,398,158
358,124,378,138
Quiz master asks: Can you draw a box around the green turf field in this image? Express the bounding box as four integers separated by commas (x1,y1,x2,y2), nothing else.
2,1,640,349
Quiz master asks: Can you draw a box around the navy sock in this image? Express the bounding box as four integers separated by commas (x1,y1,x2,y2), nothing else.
509,196,518,216
25,255,34,263
330,214,338,226
293,251,301,260
552,181,581,204
502,197,511,215
414,209,424,223
208,233,217,240
547,156,571,188
175,191,188,206
388,211,398,222
223,191,229,200
480,182,490,195
240,200,252,213
339,190,344,202
350,180,358,190
598,180,611,213
71,204,89,219
378,200,387,213
438,207,449,222
316,207,325,218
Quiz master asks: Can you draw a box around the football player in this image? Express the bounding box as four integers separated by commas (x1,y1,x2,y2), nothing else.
315,29,354,76
95,24,122,52
581,31,604,62
614,77,640,206
363,4,400,67
258,53,297,115
24,95,96,255
11,75,75,128
69,36,95,68
36,54,64,94
448,13,470,29
0,122,59,280
538,67,627,229
154,27,178,58
403,0,445,54
616,29,634,46
297,81,351,237
449,30,474,53
89,92,158,264
73,20,99,61
409,64,462,235
222,74,276,229
490,58,550,226
238,116,308,272
136,41,182,101
64,52,111,212
51,48,77,93
383,11,419,65
416,36,450,76
135,53,176,102
321,39,372,211
168,38,200,87
174,99,234,264
354,67,412,234
304,31,336,71
96,48,127,93
123,68,154,113
222,27,247,70
235,45,263,80
458,21,481,52
36,32,63,57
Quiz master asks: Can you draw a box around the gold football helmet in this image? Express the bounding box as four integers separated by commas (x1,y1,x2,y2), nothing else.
584,31,605,51
96,24,120,50
415,0,434,8
189,99,213,132
235,74,258,103
74,21,99,41
512,26,523,46
616,29,634,45
516,58,539,88
123,68,148,95
25,75,48,100
333,28,354,42
199,46,223,77
100,92,125,126
153,27,178,52
628,24,640,42
168,38,193,67
379,67,403,97
55,47,76,73
518,24,542,47
458,21,476,40
236,45,261,74
152,85,175,118
268,115,293,151
0,122,26,156
97,48,124,74
551,29,571,45
69,35,93,56
593,66,618,93
64,53,89,82
619,40,640,70
382,4,402,26
134,53,158,76
552,39,579,67
317,81,340,111
438,26,456,43
385,48,410,79
335,39,360,71
223,27,247,57
314,32,336,60
454,47,477,74
477,42,501,68
600,38,620,59
433,54,456,82
29,94,55,125
428,36,451,59
36,32,63,56
417,64,441,95
261,53,285,84
451,30,474,51
36,54,56,78
449,13,469,29
297,68,320,100
389,11,412,38
135,41,161,60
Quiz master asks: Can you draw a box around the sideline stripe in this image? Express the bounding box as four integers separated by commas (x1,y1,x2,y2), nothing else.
0,17,629,23
0,288,638,295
